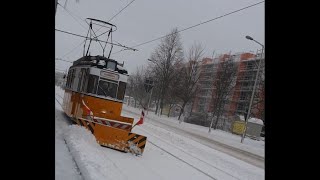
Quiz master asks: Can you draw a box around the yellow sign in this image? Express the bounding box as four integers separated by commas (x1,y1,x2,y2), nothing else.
232,121,246,135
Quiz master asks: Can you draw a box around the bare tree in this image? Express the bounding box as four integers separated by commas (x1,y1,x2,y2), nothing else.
208,55,238,132
148,28,184,115
126,66,149,108
165,80,180,117
174,43,204,122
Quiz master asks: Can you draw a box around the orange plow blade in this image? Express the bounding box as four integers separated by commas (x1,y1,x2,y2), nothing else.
75,117,147,155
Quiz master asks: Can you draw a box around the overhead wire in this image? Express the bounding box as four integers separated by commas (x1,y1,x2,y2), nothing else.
112,1,264,55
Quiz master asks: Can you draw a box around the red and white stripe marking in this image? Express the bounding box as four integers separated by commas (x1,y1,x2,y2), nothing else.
81,100,132,130
92,117,131,130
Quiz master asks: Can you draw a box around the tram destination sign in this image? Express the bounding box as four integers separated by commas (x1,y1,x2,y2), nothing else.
100,71,119,81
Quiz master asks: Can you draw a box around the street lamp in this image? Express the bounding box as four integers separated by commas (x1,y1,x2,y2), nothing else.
241,35,264,143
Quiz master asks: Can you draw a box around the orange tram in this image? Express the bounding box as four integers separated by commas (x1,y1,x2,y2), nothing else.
62,55,147,155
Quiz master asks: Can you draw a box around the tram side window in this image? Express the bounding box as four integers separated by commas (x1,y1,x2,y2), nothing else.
97,80,117,98
86,75,99,94
66,72,70,88
117,81,126,100
70,69,76,90
81,69,89,92
77,68,87,92
66,69,74,89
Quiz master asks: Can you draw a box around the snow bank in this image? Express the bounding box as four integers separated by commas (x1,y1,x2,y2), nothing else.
238,115,263,125
55,109,82,180
248,118,264,125
63,125,127,180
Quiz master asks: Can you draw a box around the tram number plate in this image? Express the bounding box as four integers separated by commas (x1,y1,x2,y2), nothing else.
100,71,119,81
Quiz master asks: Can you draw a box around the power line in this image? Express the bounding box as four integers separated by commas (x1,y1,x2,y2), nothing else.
94,0,137,35
56,28,88,38
133,1,264,48
55,68,68,72
55,28,137,51
112,1,264,54
55,58,73,63
56,2,89,61
57,0,138,56
57,2,87,30
61,40,86,59
108,0,136,22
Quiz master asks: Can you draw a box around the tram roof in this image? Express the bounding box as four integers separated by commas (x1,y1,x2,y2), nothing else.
70,55,128,75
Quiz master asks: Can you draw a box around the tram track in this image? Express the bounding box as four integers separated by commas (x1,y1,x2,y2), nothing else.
138,127,241,180
123,108,264,169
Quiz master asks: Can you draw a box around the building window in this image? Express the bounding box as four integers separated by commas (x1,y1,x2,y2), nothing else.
237,103,245,111
240,92,248,100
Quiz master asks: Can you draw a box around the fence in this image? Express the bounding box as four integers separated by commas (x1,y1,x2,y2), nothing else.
184,112,236,132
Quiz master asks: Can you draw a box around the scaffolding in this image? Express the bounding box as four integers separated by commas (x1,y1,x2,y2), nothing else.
192,50,265,120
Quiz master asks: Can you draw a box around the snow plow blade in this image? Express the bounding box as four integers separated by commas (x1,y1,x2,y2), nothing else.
75,117,147,155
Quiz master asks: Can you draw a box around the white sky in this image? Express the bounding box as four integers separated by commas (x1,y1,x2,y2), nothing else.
55,0,264,74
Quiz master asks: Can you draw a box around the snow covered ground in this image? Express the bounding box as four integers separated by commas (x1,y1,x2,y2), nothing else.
55,92,82,180
122,105,264,158
55,86,264,180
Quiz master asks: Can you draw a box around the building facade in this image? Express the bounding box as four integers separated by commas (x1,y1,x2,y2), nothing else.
191,51,265,120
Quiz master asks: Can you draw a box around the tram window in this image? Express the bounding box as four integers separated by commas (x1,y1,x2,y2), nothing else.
66,70,72,88
86,75,99,94
66,72,70,88
77,70,83,91
81,69,89,92
106,61,116,71
97,80,117,98
70,69,76,89
67,69,75,89
70,69,77,90
77,68,87,92
117,82,126,100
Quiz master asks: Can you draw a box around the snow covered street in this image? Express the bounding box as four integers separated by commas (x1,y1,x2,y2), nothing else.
55,94,83,180
122,106,264,169
55,86,264,180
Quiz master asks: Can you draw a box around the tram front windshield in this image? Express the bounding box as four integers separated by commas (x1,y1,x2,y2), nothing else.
97,80,117,98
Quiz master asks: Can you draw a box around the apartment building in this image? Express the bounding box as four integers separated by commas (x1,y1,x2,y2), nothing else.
191,51,265,120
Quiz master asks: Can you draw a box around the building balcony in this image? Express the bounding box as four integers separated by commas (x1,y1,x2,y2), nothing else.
234,87,253,92
197,94,211,98
239,68,259,72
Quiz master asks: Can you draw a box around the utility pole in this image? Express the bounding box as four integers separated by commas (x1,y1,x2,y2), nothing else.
144,78,154,115
55,0,58,15
241,35,264,143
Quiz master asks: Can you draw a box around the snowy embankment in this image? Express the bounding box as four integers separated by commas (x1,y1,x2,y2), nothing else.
64,125,128,180
122,105,264,158
55,92,82,180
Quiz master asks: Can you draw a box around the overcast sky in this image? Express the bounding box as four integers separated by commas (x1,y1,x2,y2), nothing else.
55,0,264,74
